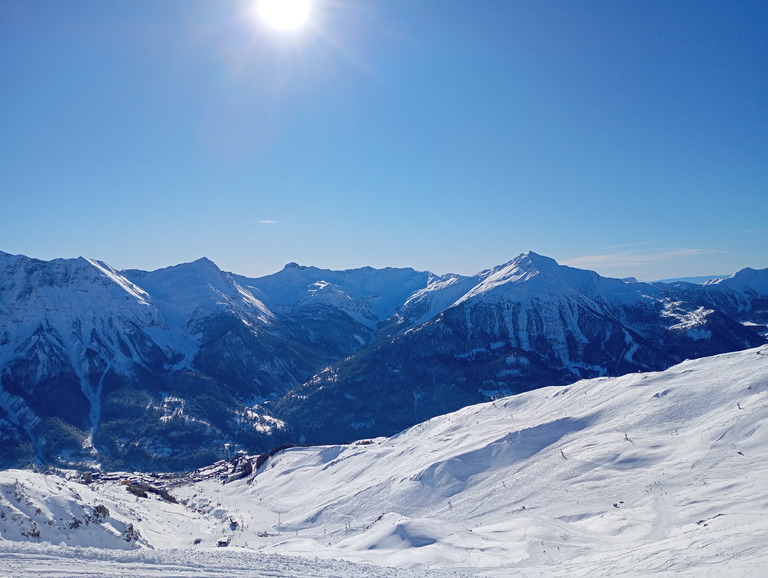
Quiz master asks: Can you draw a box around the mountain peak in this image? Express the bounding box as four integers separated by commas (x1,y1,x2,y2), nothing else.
283,262,307,270
454,252,613,305
510,251,561,272
708,266,768,295
188,256,220,270
483,251,563,283
518,249,543,260
167,257,227,279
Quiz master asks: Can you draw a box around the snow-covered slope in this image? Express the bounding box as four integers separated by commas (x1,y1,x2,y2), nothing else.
236,262,434,327
233,263,436,359
1,346,767,576
123,257,275,342
252,346,768,576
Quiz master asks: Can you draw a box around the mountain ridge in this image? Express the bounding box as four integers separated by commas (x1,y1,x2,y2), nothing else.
1,249,766,470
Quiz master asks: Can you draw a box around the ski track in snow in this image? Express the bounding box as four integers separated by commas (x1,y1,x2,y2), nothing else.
0,542,433,577
1,346,768,576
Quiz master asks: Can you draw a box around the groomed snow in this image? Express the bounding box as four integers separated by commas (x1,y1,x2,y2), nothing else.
2,346,768,576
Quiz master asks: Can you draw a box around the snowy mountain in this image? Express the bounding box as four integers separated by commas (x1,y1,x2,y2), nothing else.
0,253,309,470
0,250,766,470
1,346,767,576
274,252,766,444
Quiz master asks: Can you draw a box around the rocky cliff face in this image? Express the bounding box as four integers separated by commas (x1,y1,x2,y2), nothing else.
1,250,765,470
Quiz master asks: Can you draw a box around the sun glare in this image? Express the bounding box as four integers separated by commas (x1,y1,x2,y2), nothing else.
257,0,312,31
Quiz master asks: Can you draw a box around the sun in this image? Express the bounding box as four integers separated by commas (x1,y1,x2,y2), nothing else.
257,0,312,31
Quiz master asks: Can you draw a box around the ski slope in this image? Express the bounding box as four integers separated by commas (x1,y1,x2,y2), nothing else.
2,346,767,576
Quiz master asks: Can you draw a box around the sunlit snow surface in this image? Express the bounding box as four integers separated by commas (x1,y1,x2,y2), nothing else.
2,346,768,576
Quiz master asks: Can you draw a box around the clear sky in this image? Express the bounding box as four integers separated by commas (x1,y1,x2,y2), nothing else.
1,1,766,281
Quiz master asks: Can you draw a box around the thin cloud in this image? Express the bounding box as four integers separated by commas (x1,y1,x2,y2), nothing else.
604,241,654,250
563,248,726,270
257,220,277,224
735,228,768,234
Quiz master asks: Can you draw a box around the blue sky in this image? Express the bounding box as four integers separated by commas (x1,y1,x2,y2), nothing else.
1,1,766,281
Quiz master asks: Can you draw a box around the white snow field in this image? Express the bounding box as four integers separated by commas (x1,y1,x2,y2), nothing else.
2,346,767,576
